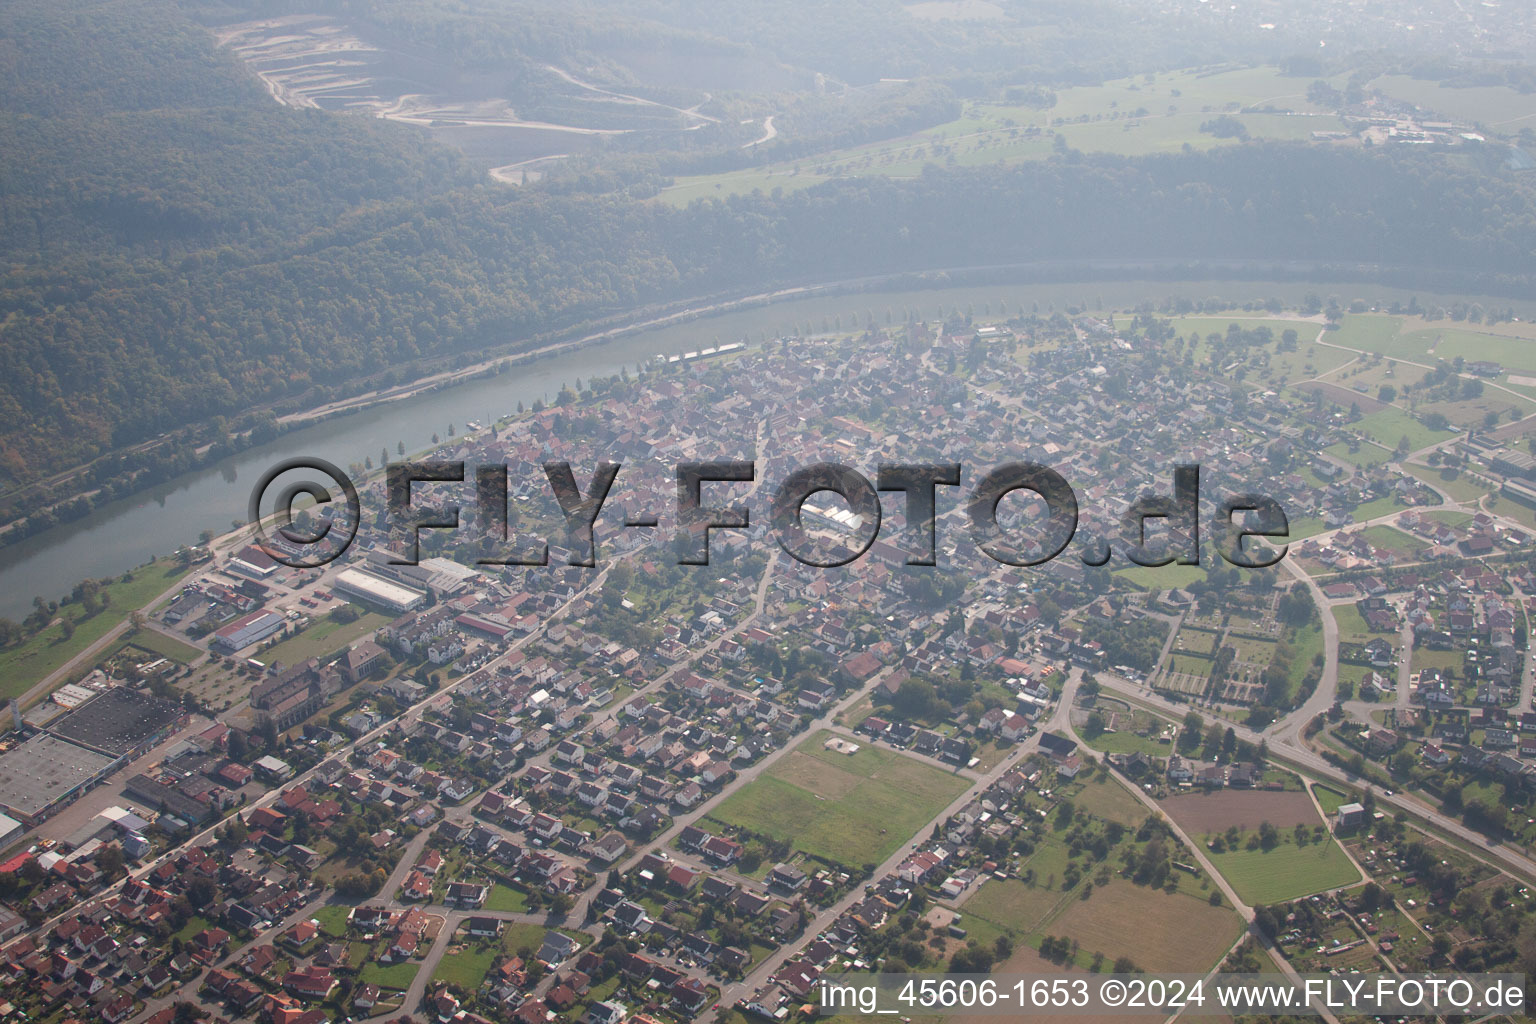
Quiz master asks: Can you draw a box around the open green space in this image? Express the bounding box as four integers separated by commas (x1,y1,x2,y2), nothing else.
1324,441,1391,469
171,915,212,944
1331,604,1373,643
0,559,196,703
1323,315,1408,358
708,730,970,867
1114,563,1207,591
1206,835,1359,905
1067,773,1148,827
109,628,202,664
1312,785,1351,817
1357,525,1428,558
1047,882,1244,973
360,962,420,990
258,610,390,668
1352,495,1408,522
1403,462,1489,502
1411,646,1462,675
1351,406,1455,454
1283,622,1324,704
485,883,529,913
1080,726,1175,758
1371,74,1536,127
313,904,352,938
1424,508,1474,528
961,877,1060,935
433,946,494,990
430,924,552,992
1399,327,1536,375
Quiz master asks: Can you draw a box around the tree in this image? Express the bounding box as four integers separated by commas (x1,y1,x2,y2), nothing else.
94,843,125,877
891,677,943,721
1179,710,1204,752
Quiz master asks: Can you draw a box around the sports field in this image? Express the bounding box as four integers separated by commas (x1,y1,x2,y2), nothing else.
708,730,970,867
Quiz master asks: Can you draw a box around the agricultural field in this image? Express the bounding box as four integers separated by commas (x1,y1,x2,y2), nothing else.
1400,327,1536,375
1160,789,1323,836
707,730,970,867
1370,74,1536,127
1046,881,1244,973
661,65,1349,205
1206,834,1360,905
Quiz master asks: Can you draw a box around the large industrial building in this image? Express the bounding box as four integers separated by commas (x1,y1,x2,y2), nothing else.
0,686,191,827
48,687,186,758
333,567,427,613
0,812,22,852
211,609,286,653
0,734,119,826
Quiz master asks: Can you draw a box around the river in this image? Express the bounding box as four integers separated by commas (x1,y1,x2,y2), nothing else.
0,274,1522,620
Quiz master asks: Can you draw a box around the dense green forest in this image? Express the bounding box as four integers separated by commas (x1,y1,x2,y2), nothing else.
5,0,1536,536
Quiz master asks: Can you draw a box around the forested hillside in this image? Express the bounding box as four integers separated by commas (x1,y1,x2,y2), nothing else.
4,0,1536,536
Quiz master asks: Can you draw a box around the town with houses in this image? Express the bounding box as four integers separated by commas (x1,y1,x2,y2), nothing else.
8,303,1536,1024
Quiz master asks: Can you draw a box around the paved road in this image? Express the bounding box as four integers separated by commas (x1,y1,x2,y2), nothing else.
1395,619,1414,710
